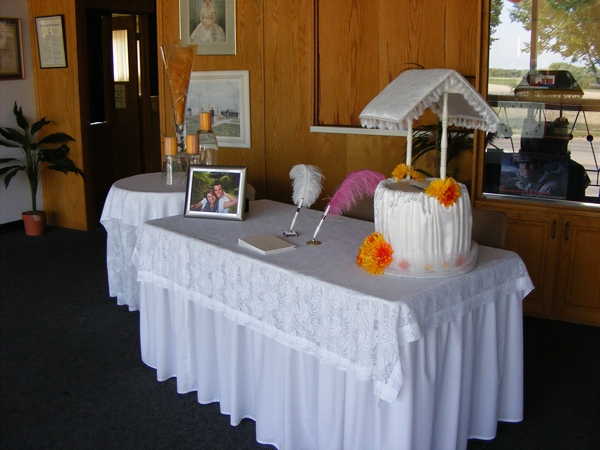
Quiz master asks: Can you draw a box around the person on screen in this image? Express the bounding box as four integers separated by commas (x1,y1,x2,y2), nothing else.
501,151,567,198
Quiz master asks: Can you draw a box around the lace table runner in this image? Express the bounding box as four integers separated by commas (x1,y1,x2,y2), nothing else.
134,200,533,402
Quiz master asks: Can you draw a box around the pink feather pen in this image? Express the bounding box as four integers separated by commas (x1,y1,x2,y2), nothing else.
327,170,385,216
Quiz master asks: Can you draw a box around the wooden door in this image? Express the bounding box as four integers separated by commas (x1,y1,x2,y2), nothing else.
481,204,561,316
111,15,143,180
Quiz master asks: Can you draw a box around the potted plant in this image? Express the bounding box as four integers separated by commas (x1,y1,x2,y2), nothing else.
0,102,83,236
409,122,475,182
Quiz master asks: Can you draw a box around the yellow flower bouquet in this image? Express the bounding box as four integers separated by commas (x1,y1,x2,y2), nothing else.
356,232,394,275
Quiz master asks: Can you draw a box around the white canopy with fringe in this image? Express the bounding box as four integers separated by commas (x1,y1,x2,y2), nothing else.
359,69,502,179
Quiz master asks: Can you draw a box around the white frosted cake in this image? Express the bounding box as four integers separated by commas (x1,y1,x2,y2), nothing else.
374,178,478,278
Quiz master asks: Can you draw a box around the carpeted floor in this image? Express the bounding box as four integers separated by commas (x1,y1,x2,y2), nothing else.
1,224,599,449
0,225,274,450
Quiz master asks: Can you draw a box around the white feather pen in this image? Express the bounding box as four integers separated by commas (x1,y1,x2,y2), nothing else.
289,164,324,208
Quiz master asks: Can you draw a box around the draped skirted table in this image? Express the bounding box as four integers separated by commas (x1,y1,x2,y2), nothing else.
100,173,186,311
133,200,533,450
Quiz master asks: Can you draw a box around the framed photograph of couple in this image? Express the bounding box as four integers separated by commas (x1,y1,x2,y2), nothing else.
184,165,247,221
180,0,236,55
185,70,251,148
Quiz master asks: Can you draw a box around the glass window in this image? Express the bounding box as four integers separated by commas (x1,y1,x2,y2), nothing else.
112,29,129,82
485,0,600,202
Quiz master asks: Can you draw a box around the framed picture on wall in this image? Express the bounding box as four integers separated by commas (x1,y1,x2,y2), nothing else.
35,15,67,68
0,18,25,80
180,0,236,55
184,165,247,220
185,70,251,148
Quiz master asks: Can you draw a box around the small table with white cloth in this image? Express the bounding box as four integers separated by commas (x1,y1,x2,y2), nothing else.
133,199,534,450
100,172,186,311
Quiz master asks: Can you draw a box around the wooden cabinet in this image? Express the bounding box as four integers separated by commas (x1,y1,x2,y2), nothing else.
475,201,600,326
554,213,600,324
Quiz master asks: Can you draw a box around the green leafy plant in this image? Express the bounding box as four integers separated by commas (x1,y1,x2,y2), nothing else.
408,122,474,181
0,102,83,213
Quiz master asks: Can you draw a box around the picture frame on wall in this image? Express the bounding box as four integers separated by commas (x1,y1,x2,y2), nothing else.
185,70,251,148
184,165,247,221
180,0,236,55
35,15,67,69
0,18,25,80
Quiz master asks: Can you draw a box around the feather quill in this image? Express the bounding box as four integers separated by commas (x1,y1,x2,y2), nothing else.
328,170,385,216
290,164,324,208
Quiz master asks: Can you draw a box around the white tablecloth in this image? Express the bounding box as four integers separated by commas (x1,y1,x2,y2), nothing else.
134,200,534,449
100,173,186,310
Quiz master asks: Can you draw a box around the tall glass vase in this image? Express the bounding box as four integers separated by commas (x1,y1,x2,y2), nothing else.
160,40,198,155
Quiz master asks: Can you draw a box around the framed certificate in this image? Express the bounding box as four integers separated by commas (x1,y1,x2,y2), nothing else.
0,18,25,80
35,15,67,69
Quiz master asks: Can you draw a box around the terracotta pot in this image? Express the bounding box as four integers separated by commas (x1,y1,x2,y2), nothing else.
22,211,46,236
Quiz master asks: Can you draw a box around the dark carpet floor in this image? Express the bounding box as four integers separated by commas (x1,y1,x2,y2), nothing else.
1,224,599,449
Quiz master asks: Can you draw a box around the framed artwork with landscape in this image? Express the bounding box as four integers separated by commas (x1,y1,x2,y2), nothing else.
185,70,251,148
184,165,247,221
180,0,236,55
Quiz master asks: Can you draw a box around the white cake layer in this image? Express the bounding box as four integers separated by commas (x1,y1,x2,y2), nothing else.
374,178,478,278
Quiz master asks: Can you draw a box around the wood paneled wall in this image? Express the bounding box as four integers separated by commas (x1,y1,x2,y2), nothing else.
317,0,483,126
27,0,486,229
28,0,87,230
158,0,485,208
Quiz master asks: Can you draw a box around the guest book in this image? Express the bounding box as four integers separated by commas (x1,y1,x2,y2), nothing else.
238,234,296,255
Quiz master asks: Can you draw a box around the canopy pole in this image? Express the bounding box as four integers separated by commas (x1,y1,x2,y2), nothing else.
440,92,448,180
406,121,413,179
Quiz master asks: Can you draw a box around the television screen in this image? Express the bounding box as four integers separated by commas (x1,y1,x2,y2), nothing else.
499,152,569,200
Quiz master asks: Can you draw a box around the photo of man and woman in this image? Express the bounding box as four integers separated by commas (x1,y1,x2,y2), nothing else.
189,171,239,214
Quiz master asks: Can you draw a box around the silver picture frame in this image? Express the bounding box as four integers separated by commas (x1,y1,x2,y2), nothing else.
184,165,247,220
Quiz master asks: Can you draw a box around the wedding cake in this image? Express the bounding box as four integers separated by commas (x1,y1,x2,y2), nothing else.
356,69,502,277
373,176,478,277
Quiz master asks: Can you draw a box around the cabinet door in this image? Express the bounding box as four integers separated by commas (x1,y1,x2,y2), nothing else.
506,210,561,315
482,206,560,315
554,214,600,324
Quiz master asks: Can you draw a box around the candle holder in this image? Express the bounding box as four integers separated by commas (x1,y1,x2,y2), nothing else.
160,40,198,155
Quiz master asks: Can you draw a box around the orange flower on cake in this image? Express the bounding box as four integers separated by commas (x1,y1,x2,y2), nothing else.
356,232,394,275
392,163,424,181
425,177,461,208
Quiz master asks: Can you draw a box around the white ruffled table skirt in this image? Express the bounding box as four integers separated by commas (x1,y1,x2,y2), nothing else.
140,282,525,450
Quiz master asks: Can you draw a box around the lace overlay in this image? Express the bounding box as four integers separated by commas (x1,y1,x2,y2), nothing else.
133,200,533,402
103,220,141,310
100,173,186,311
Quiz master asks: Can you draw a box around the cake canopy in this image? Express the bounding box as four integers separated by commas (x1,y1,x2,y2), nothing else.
359,69,502,179
359,69,501,132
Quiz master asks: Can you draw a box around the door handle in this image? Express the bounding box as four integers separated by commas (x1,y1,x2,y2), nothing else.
564,221,570,241
551,219,556,239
